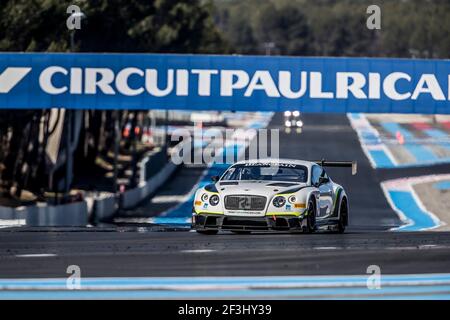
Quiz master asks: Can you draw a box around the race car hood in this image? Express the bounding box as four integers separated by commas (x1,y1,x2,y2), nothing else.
215,181,307,197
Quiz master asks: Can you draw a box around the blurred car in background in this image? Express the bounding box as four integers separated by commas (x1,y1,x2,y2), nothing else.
284,111,303,129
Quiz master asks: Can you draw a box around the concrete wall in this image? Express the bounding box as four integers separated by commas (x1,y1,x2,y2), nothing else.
139,147,167,185
0,206,27,220
0,201,88,227
92,149,179,220
0,148,180,226
26,201,88,226
121,161,178,209
91,194,117,223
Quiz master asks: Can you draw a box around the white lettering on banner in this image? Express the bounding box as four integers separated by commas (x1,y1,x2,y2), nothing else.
310,72,334,99
220,70,250,96
0,67,32,94
192,69,218,96
336,72,367,99
278,71,307,98
145,69,174,97
84,68,115,95
245,71,281,97
30,66,450,102
368,73,381,99
411,74,445,101
70,68,82,94
383,72,411,100
116,67,144,96
39,66,68,94
176,69,189,96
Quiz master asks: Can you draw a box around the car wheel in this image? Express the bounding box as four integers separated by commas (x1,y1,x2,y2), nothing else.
304,199,316,233
337,199,348,234
196,230,219,235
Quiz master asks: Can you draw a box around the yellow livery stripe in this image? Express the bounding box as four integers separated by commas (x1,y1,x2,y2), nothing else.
266,212,302,217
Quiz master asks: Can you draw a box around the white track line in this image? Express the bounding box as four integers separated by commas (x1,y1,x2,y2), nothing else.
15,254,57,258
180,249,216,253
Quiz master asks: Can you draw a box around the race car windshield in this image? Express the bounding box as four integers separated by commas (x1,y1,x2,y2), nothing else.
221,164,308,182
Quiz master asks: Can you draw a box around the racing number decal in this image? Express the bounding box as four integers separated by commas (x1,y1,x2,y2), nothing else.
238,197,251,210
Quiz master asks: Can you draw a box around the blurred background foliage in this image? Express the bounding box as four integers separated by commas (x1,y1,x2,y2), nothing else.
0,0,448,58
0,0,228,53
213,0,450,58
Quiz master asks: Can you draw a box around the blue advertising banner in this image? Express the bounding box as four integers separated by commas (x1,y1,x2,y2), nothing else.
0,52,449,113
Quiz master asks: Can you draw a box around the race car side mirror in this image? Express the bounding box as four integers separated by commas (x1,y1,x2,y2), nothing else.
211,175,219,182
319,176,329,185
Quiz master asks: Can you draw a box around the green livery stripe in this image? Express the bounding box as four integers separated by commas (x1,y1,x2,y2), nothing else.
332,187,343,217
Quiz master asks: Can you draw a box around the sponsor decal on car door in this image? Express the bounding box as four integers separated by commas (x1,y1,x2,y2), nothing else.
318,184,334,217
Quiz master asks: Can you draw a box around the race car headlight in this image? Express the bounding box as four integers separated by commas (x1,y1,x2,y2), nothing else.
209,195,220,206
293,111,300,117
284,111,291,117
201,193,209,202
272,196,286,208
288,195,296,204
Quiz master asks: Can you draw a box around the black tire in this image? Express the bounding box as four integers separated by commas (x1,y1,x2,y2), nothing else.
196,230,219,235
305,198,316,233
337,199,348,234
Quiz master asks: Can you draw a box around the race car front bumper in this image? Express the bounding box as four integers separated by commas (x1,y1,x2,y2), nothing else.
192,213,307,231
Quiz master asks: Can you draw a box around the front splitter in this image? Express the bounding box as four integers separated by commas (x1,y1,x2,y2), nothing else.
192,213,307,231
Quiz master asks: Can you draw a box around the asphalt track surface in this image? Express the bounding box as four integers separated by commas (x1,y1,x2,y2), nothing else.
1,113,450,279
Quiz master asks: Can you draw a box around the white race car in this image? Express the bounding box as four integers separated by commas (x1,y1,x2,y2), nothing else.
192,159,357,234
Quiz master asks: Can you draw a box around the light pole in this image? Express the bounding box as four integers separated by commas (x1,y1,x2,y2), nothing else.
69,11,87,52
263,42,275,56
65,10,87,200
113,111,120,194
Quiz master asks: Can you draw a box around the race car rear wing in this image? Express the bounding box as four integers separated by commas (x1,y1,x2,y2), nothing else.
313,160,358,175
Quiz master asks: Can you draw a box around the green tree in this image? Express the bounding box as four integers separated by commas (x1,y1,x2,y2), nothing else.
0,0,227,53
254,3,311,55
213,0,450,59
